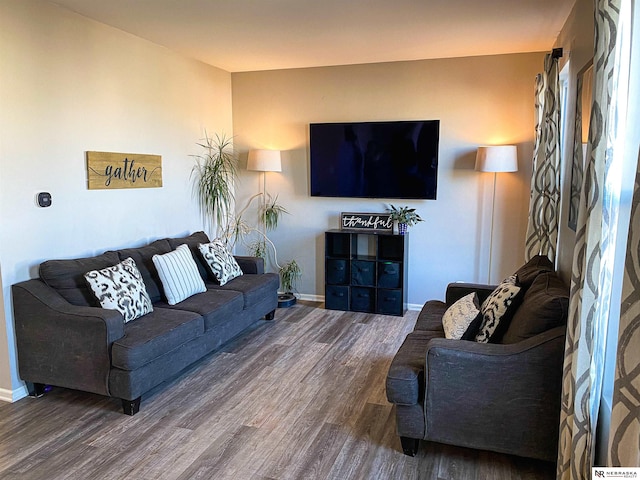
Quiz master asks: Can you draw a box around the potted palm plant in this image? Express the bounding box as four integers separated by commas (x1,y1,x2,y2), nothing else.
387,204,424,235
191,133,237,233
191,137,303,308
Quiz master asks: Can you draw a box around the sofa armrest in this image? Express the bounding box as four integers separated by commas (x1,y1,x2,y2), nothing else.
234,256,264,275
423,326,565,461
445,282,496,307
12,279,125,396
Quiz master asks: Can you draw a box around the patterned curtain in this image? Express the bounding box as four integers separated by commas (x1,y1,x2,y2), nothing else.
525,53,561,262
568,71,585,232
609,153,640,466
557,0,625,478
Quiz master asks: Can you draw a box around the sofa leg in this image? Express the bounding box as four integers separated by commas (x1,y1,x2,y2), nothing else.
27,382,47,398
400,436,419,456
122,397,141,416
265,310,275,321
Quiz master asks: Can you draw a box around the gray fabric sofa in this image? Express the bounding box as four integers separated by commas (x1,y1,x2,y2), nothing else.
386,256,569,461
12,231,279,415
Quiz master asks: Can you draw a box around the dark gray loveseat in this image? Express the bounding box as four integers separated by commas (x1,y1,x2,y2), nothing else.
12,231,279,415
385,256,569,461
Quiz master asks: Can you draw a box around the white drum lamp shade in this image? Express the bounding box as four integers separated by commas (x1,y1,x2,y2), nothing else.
247,149,282,172
475,145,518,173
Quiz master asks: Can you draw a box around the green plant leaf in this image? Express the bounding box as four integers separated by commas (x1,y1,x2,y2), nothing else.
279,259,302,292
386,204,424,227
191,133,238,228
262,194,289,231
248,240,267,259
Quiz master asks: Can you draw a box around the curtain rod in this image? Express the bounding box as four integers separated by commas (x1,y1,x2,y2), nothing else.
552,48,563,59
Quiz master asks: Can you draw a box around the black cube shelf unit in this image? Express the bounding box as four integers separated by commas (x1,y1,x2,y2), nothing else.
324,229,408,316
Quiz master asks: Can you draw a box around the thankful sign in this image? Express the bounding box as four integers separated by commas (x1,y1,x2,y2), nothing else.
341,212,393,232
86,151,162,190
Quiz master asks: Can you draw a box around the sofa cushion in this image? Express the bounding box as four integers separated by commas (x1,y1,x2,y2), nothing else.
501,272,569,344
84,257,154,323
386,330,445,406
116,239,172,303
234,256,265,275
413,300,447,332
199,240,243,286
152,244,206,305
39,251,121,307
155,289,245,331
111,307,204,371
442,292,480,340
167,231,211,282
514,255,554,289
208,273,279,308
476,276,521,343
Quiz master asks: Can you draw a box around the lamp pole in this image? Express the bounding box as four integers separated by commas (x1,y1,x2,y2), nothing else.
488,171,497,284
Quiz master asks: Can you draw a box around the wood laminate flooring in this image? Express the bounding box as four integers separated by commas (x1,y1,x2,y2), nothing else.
0,302,555,479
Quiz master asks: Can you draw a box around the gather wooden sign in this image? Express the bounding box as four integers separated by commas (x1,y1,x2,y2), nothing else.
86,151,163,190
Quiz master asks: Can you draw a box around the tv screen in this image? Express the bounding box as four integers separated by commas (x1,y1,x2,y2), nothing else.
310,120,439,199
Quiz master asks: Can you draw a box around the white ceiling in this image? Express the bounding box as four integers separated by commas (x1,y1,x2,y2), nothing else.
50,0,576,73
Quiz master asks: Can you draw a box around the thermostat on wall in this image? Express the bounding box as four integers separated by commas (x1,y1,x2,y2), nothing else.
37,192,52,208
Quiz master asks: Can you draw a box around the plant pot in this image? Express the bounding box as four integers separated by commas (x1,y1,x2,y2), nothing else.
278,292,297,308
398,223,408,235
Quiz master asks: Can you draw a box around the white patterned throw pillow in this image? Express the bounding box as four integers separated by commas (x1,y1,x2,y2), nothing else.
198,239,243,286
84,257,153,322
442,292,480,340
475,275,521,343
152,244,206,305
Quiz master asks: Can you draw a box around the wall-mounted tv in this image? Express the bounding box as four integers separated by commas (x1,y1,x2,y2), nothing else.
310,120,439,199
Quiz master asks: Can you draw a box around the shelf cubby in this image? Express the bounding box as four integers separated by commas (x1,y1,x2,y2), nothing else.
324,229,407,316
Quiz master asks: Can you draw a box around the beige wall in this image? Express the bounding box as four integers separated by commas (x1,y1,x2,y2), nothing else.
0,0,232,400
232,53,545,305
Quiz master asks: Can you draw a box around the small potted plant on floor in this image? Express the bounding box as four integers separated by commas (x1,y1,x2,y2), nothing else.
278,259,301,307
387,204,424,235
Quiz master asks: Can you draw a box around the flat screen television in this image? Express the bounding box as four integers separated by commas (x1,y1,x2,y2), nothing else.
310,120,439,199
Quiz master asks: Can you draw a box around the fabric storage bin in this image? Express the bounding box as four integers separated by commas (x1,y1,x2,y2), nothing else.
351,260,375,286
351,287,375,312
377,289,403,315
326,285,349,310
326,259,348,285
378,262,401,288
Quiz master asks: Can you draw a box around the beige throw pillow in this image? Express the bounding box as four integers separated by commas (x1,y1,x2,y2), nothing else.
442,292,480,340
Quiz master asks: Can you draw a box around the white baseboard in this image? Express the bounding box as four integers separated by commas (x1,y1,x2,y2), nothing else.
291,294,424,313
296,293,324,302
0,385,28,403
407,303,424,311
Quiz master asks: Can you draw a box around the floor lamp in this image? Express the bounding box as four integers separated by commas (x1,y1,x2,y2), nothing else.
247,149,282,236
247,149,297,307
475,145,518,284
